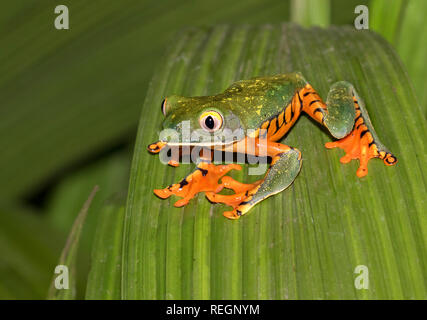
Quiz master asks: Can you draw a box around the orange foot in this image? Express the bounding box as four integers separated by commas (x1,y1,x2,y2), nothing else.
206,176,262,220
147,142,181,167
154,162,242,207
147,141,167,154
325,127,397,178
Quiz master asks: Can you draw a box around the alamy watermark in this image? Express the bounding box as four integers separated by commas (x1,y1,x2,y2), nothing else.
354,265,369,290
54,5,69,30
354,5,369,30
54,265,69,290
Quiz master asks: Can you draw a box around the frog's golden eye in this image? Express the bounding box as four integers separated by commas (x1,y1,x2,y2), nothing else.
199,111,223,132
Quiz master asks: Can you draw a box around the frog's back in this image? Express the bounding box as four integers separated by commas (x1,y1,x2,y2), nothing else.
220,72,307,129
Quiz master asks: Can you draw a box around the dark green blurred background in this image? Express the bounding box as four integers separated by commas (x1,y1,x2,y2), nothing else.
1,0,425,299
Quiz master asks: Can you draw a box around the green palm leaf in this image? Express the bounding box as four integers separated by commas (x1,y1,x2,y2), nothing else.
116,23,426,299
48,186,98,300
85,202,125,299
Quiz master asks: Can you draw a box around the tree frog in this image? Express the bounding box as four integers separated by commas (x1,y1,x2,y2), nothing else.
148,72,397,219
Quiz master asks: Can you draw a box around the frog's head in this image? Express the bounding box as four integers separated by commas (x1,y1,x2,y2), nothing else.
158,95,245,147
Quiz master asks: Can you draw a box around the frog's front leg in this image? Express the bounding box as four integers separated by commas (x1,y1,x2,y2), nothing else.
153,158,242,207
301,81,397,177
148,141,181,167
207,141,302,219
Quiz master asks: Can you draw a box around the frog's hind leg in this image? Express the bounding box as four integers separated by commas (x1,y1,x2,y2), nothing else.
154,161,242,207
205,176,262,209
206,144,302,219
301,81,397,177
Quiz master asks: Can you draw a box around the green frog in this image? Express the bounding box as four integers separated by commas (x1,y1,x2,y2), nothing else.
148,72,397,219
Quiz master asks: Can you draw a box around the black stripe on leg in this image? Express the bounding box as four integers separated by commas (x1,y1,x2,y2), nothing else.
313,107,324,114
290,99,295,119
360,129,369,138
309,99,321,106
196,167,208,176
354,114,362,123
179,179,188,189
297,92,303,111
303,91,317,97
282,105,289,125
266,120,272,133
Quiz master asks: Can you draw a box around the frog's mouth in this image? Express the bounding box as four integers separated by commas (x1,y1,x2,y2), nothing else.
149,126,246,152
166,139,239,148
164,127,245,147
147,138,242,154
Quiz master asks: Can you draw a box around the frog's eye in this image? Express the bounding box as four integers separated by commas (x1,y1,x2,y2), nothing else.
161,98,167,116
199,111,223,132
